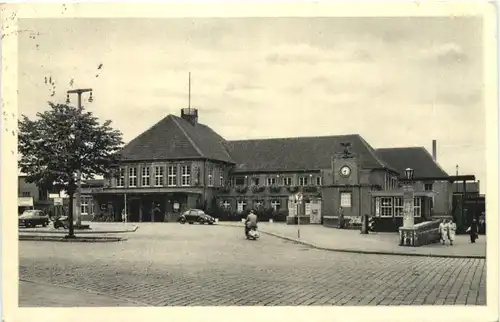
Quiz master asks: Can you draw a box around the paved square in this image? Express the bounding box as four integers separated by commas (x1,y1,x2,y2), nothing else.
19,224,486,306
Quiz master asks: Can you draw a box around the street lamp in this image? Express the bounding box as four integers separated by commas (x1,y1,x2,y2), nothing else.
66,88,93,228
402,167,415,228
404,168,414,182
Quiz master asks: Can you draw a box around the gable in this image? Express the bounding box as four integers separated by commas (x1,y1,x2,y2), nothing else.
224,134,388,172
375,147,449,179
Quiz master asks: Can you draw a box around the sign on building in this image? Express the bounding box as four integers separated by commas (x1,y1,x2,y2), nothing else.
18,197,34,207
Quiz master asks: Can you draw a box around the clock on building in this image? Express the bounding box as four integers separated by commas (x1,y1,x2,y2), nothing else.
340,165,351,177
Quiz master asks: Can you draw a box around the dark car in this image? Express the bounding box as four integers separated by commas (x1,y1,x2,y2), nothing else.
179,209,215,225
18,209,50,228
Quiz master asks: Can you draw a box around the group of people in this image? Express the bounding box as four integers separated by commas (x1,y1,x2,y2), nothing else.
439,217,480,245
439,219,457,245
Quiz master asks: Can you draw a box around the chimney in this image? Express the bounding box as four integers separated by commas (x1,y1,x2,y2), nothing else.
181,108,198,126
432,139,437,161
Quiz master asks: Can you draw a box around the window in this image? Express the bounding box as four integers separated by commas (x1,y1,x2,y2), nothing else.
235,177,246,186
167,165,177,186
251,177,260,186
221,200,231,209
237,200,247,213
207,167,214,186
271,200,281,211
414,197,422,217
181,165,191,186
340,192,352,208
253,200,264,208
21,191,31,197
129,167,137,187
267,177,277,186
298,177,309,186
283,177,292,186
80,197,90,215
141,166,150,187
116,168,125,187
316,176,322,186
380,197,393,217
394,197,404,217
154,166,164,187
424,183,433,191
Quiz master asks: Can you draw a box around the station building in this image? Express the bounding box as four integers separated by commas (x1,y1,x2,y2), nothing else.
79,108,477,231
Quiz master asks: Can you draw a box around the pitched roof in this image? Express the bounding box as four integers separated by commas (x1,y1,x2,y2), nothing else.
375,147,449,179
224,134,391,172
119,115,234,163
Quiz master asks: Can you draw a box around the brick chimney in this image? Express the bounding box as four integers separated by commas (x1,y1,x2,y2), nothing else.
432,139,437,161
181,108,198,126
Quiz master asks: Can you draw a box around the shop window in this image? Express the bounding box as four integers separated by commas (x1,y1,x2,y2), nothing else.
380,197,393,217
394,197,403,217
414,197,422,217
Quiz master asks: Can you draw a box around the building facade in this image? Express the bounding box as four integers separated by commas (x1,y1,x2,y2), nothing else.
77,108,475,231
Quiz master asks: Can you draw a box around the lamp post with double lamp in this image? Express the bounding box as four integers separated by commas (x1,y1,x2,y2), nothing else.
402,167,415,228
66,88,93,228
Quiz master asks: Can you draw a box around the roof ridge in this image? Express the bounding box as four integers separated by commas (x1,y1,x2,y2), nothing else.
171,116,205,158
228,134,359,143
356,135,394,171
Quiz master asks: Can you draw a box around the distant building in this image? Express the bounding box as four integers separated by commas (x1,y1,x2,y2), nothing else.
78,108,478,231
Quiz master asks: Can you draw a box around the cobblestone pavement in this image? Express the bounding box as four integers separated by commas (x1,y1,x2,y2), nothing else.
19,223,487,306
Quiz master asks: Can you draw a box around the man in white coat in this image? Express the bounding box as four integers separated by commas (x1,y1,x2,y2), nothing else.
447,219,457,246
439,219,449,245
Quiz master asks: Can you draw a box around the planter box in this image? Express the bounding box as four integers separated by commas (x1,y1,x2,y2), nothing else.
286,216,310,225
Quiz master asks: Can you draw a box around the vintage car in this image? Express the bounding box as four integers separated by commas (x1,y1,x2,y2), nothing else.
179,209,215,225
18,209,50,228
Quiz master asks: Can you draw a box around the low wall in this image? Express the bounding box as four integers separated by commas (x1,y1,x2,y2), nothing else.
399,220,441,247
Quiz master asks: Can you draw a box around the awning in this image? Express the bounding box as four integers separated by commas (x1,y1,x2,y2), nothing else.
18,197,34,207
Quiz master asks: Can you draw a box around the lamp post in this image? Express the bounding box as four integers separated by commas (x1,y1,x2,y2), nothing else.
402,167,415,228
66,88,93,227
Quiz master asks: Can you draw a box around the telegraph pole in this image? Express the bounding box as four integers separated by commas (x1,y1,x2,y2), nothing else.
67,88,93,228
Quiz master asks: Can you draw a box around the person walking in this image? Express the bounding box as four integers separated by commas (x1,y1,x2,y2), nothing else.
447,219,457,246
439,219,449,245
467,218,479,243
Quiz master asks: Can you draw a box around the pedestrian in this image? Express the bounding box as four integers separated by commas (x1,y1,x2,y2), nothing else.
467,218,479,243
121,209,126,222
338,207,344,229
439,219,449,245
447,219,457,246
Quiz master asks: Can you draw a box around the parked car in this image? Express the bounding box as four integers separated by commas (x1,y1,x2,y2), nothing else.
18,209,50,228
179,209,215,225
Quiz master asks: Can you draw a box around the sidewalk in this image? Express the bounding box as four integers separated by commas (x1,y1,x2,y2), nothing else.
19,280,145,307
19,221,138,235
220,222,486,258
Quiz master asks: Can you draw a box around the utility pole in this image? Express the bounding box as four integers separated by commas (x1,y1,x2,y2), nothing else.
67,88,93,229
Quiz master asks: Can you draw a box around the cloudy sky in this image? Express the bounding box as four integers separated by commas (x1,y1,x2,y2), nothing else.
18,17,485,189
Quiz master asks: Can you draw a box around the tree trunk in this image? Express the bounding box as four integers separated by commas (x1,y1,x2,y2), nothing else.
67,192,75,238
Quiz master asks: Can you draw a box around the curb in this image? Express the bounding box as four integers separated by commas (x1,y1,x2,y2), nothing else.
19,235,127,242
218,223,486,259
20,279,148,306
18,225,138,235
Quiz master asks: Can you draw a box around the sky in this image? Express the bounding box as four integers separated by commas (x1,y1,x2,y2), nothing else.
18,17,486,191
